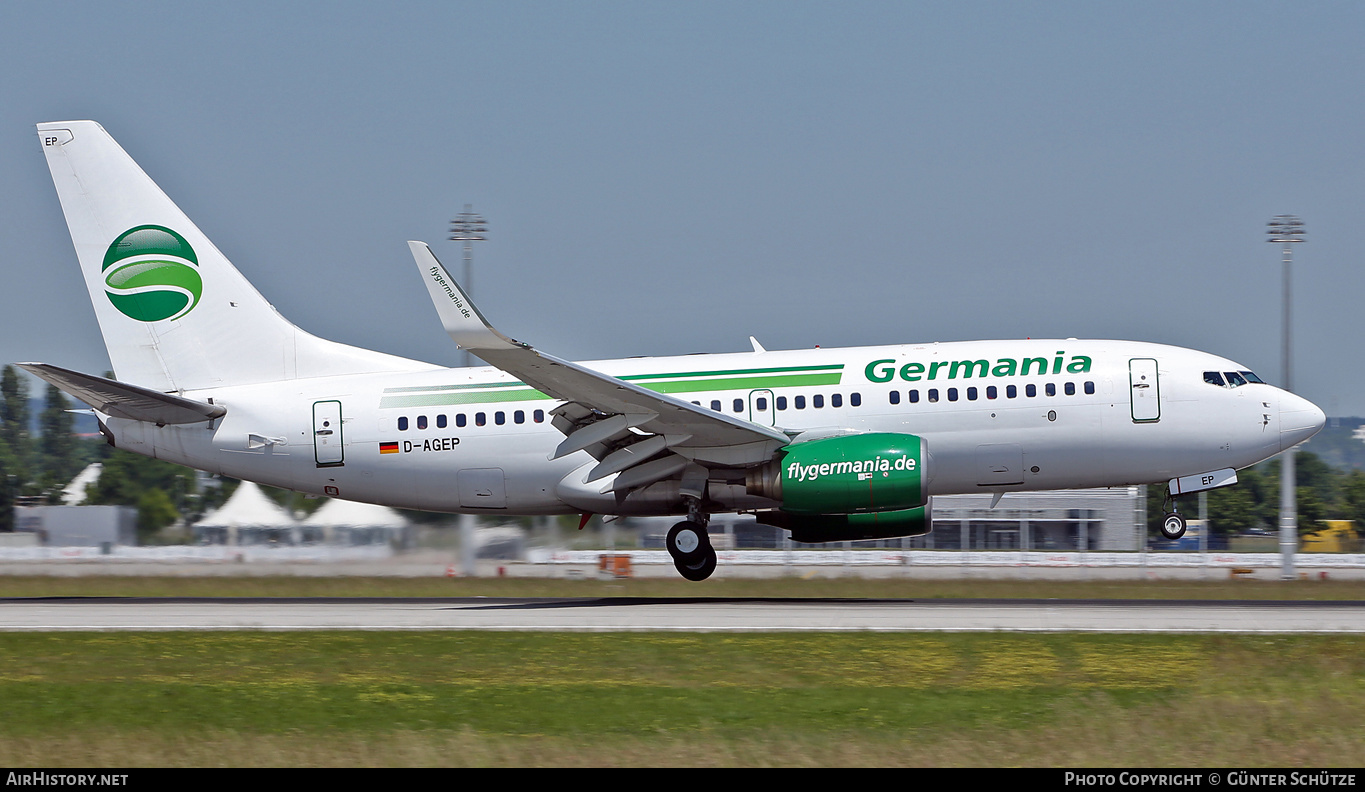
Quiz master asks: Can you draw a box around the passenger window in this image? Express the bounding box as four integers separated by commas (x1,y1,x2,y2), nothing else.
1007,385,1017,399
495,411,506,425
1065,382,1075,396
710,400,722,412
889,391,901,405
947,388,958,402
755,397,768,411
927,389,939,403
909,390,920,403
417,415,428,430
733,399,744,413
967,387,978,401
437,414,447,429
1026,384,1037,397
986,386,997,400
514,410,525,424
475,412,486,427
398,416,409,431
850,393,861,407
533,410,545,423
1204,371,1226,387
813,395,824,408
776,396,788,410
1084,381,1095,395
456,414,467,427
1045,383,1056,397
831,393,842,408
795,396,806,409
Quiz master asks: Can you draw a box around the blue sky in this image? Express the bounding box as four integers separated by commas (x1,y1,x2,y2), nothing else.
3,1,1364,413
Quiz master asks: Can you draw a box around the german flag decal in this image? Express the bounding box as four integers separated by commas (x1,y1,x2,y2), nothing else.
379,442,399,455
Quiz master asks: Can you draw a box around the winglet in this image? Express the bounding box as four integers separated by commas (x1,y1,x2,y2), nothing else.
409,241,524,352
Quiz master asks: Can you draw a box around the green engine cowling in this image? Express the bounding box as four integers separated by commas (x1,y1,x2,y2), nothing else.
754,506,932,544
745,432,929,512
745,433,932,543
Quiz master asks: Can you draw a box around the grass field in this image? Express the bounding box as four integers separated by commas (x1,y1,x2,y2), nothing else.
0,631,1361,767
1,574,1363,600
2,576,1362,766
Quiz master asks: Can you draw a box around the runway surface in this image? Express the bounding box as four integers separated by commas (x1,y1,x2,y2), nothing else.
3,597,1365,632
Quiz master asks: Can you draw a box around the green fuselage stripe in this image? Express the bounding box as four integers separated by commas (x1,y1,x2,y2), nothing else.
378,370,845,409
642,372,843,395
380,363,845,395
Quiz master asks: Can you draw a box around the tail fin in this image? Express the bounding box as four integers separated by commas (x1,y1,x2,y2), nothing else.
37,121,434,392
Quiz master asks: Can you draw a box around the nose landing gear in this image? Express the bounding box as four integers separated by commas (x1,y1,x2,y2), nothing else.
1160,511,1188,541
1159,489,1188,540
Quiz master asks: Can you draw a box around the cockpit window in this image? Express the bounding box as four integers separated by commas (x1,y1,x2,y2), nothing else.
1207,370,1266,388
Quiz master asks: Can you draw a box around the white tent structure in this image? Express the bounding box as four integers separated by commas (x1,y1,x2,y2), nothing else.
61,463,103,505
192,481,298,546
298,499,411,546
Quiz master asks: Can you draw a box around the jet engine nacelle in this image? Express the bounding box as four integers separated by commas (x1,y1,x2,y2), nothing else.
745,432,930,514
754,502,932,544
745,433,933,543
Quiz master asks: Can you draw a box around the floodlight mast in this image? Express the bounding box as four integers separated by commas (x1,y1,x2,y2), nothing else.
1267,215,1304,580
449,204,488,368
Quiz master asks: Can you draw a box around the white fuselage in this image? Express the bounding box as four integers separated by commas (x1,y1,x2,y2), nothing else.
103,338,1322,518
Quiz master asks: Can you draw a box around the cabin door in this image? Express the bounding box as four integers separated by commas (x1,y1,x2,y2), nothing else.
1129,358,1161,423
313,400,344,467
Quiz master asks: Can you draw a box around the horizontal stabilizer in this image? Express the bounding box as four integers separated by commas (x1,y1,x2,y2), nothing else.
18,363,227,425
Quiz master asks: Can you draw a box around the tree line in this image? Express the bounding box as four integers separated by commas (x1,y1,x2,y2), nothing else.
1146,450,1365,538
0,364,230,539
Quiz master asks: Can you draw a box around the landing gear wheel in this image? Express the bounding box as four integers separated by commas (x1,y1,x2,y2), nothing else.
1160,512,1187,540
674,545,718,582
666,520,711,565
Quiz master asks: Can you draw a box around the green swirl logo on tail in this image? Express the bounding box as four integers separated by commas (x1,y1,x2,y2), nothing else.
102,226,202,322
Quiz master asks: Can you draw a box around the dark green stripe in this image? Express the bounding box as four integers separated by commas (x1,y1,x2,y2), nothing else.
379,371,845,409
382,364,845,394
646,372,842,394
619,364,843,382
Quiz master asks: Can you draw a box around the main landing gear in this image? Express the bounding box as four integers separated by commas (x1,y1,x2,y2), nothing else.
666,518,717,581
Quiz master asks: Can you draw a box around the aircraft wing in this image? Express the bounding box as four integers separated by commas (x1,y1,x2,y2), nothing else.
18,362,227,425
410,242,789,491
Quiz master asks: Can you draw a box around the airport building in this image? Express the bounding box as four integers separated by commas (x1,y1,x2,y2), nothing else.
11,504,138,549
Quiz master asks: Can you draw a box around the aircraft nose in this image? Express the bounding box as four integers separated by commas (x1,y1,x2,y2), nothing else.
1280,391,1326,451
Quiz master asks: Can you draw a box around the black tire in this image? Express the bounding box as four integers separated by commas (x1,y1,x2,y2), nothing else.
665,520,710,565
1160,512,1187,540
675,546,717,581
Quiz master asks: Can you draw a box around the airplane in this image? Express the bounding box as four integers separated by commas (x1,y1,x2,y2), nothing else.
25,121,1325,581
